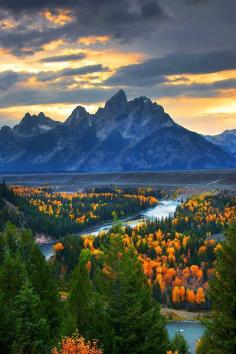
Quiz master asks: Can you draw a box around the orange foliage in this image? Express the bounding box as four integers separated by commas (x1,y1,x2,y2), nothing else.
195,287,205,304
53,242,64,252
52,332,102,354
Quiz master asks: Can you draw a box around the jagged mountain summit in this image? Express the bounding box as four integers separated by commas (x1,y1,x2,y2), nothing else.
0,90,234,172
13,112,61,137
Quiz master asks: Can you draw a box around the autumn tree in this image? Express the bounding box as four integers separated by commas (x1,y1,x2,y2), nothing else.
98,235,169,354
52,331,103,354
197,224,236,354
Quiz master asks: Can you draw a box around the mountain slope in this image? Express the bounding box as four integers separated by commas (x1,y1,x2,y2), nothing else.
13,112,60,137
205,129,236,160
0,90,234,172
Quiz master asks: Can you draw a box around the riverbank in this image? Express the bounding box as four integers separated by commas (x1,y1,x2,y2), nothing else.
161,307,209,321
39,199,180,258
1,170,235,190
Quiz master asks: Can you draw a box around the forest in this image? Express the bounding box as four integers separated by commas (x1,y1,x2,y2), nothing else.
0,183,235,353
1,184,159,237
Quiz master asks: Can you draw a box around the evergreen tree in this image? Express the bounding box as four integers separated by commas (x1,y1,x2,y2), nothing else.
152,280,162,303
12,280,50,354
69,249,101,341
170,331,189,354
0,224,62,351
0,252,27,353
0,290,16,353
19,228,61,337
197,224,236,354
99,235,169,354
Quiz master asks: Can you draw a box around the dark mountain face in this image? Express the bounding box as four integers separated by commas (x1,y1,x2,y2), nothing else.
13,112,60,137
205,129,236,160
0,90,234,172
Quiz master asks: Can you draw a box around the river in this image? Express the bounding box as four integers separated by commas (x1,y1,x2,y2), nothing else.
166,321,205,353
38,199,204,351
38,199,179,259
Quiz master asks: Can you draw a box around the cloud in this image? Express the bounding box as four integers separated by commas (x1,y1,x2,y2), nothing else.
0,64,109,93
0,1,75,12
36,64,109,82
148,78,236,99
0,70,29,90
40,53,86,63
106,49,236,86
0,72,235,111
0,0,166,56
0,86,115,108
184,0,209,4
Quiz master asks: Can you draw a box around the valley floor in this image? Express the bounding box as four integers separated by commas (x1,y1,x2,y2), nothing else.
0,169,236,190
161,307,209,321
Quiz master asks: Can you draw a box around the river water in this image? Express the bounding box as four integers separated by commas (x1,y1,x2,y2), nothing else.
167,321,205,354
38,199,204,351
38,199,179,259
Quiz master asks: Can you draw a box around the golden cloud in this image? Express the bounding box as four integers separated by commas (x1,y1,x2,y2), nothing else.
41,9,73,26
78,36,111,46
167,70,236,86
0,19,16,30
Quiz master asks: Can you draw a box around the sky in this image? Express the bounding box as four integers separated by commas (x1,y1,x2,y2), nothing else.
0,0,235,134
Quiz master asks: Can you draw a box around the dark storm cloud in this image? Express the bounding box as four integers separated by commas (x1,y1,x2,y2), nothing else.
36,64,109,82
40,53,86,63
0,0,166,56
0,70,29,90
106,48,236,87
0,0,76,11
142,1,164,18
0,72,235,109
0,86,114,108
184,0,209,4
152,78,236,99
0,64,109,94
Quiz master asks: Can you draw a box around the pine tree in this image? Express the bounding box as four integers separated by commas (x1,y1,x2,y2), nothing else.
170,331,189,354
99,235,169,354
19,228,61,337
0,224,62,350
69,248,101,341
12,280,50,354
197,224,236,354
0,290,16,353
0,252,27,353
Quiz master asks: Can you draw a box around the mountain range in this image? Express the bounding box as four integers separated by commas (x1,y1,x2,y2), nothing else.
0,90,235,172
205,130,236,161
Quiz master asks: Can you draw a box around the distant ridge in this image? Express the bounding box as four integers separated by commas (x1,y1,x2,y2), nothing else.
205,129,236,160
0,90,235,172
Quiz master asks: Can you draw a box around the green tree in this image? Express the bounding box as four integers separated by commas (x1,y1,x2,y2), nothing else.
197,224,236,354
0,290,17,353
19,228,61,337
0,253,26,300
12,280,50,354
0,252,27,353
170,331,189,354
153,280,162,303
99,235,169,354
69,249,100,340
0,224,62,350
